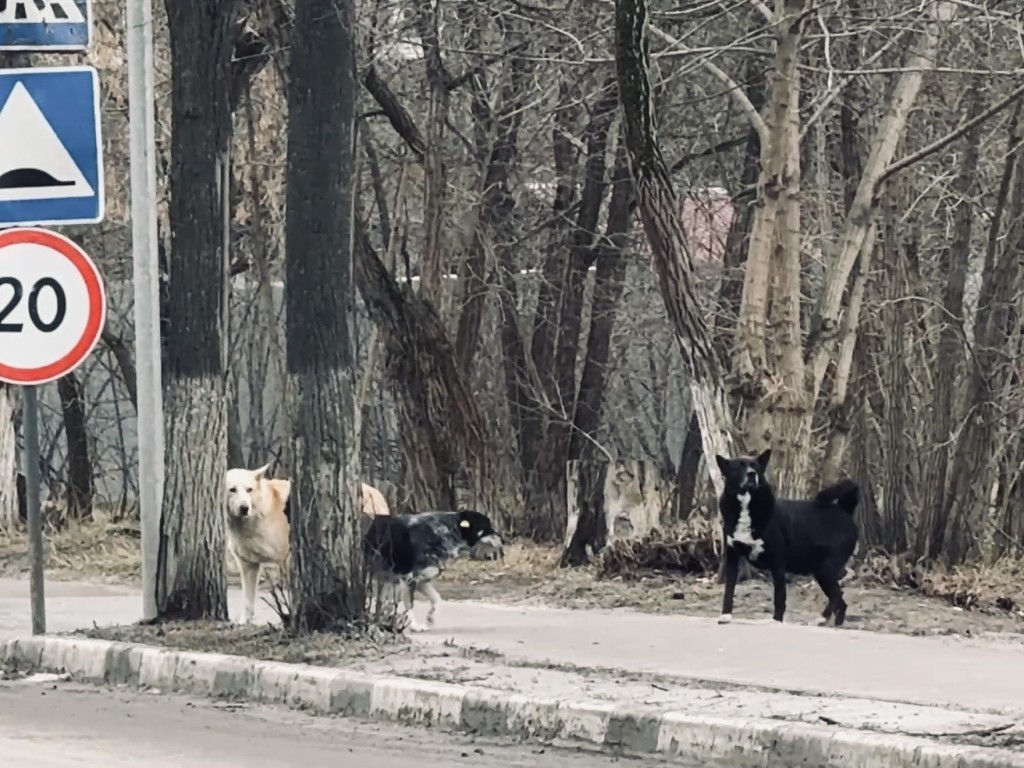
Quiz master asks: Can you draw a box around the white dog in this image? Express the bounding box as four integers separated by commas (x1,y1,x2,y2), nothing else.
225,465,392,623
224,464,291,623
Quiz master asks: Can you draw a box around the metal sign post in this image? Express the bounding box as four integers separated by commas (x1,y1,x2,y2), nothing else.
126,0,162,623
22,384,44,633
0,227,107,635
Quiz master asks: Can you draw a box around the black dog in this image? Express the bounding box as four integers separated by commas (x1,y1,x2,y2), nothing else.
363,509,503,631
715,449,860,626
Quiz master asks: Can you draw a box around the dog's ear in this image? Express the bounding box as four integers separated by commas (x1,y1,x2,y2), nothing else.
755,449,771,472
253,463,271,481
714,455,730,475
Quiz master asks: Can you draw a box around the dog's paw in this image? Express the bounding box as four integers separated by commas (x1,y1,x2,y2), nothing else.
426,609,438,628
717,613,732,625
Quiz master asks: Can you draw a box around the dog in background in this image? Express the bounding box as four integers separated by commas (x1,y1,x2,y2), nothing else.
224,463,291,624
225,464,393,623
715,449,860,627
364,509,503,632
362,483,390,516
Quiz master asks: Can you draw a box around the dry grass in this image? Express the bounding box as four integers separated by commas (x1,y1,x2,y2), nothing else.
0,520,254,588
857,552,1024,613
447,538,560,576
0,520,141,584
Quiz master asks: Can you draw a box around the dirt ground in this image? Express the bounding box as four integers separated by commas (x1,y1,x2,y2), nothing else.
80,620,426,667
2,521,1023,639
439,550,1024,639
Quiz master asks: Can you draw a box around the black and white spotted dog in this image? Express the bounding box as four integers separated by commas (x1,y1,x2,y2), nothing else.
363,510,503,632
715,449,860,626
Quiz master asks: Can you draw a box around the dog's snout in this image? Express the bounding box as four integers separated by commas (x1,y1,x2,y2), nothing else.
238,503,250,516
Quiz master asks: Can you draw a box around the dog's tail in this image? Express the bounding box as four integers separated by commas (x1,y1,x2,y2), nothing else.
813,479,860,515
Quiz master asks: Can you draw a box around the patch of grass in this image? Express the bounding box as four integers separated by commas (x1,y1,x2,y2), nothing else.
0,520,141,583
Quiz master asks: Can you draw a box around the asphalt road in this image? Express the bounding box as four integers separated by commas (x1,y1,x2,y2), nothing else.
0,675,680,768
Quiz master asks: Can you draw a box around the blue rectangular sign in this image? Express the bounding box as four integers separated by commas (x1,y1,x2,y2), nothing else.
0,66,105,228
0,0,91,51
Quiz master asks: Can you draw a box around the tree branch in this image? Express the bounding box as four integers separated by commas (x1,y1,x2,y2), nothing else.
646,23,769,146
362,66,427,161
878,81,1024,189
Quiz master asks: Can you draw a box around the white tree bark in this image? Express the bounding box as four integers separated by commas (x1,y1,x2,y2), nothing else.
0,386,18,529
157,377,228,619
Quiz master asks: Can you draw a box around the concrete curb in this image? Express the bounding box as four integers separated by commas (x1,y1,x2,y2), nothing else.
2,635,1021,767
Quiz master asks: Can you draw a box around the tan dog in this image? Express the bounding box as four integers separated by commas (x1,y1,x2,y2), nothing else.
224,464,291,623
225,466,390,623
361,482,390,518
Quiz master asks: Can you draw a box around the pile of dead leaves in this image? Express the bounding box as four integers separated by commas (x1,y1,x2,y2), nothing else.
857,552,1023,614
598,520,720,579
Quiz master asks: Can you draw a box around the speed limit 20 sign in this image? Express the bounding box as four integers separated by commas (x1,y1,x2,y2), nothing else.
0,227,106,386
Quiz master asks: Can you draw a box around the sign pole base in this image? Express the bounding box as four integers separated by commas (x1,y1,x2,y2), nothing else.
23,384,45,635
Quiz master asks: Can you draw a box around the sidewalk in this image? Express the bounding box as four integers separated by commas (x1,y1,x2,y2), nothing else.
1,576,1023,763
1,576,1020,713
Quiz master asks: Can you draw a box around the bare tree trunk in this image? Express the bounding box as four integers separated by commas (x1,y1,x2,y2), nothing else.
0,385,17,529
355,227,494,514
806,1,956,400
733,0,810,463
764,3,809,495
614,0,734,498
569,154,633,458
917,84,982,557
875,200,912,554
520,82,580,491
529,82,620,542
414,0,451,300
818,42,870,485
455,30,529,373
57,373,93,520
496,246,534,528
818,229,875,485
536,84,621,540
284,0,365,630
101,325,138,411
559,154,633,561
560,459,608,567
940,100,1024,564
712,54,766,378
156,0,238,620
353,38,510,518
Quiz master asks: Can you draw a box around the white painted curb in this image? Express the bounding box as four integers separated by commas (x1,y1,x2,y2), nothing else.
2,635,1021,767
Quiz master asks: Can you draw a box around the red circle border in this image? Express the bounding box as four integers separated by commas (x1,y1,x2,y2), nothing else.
0,228,107,386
